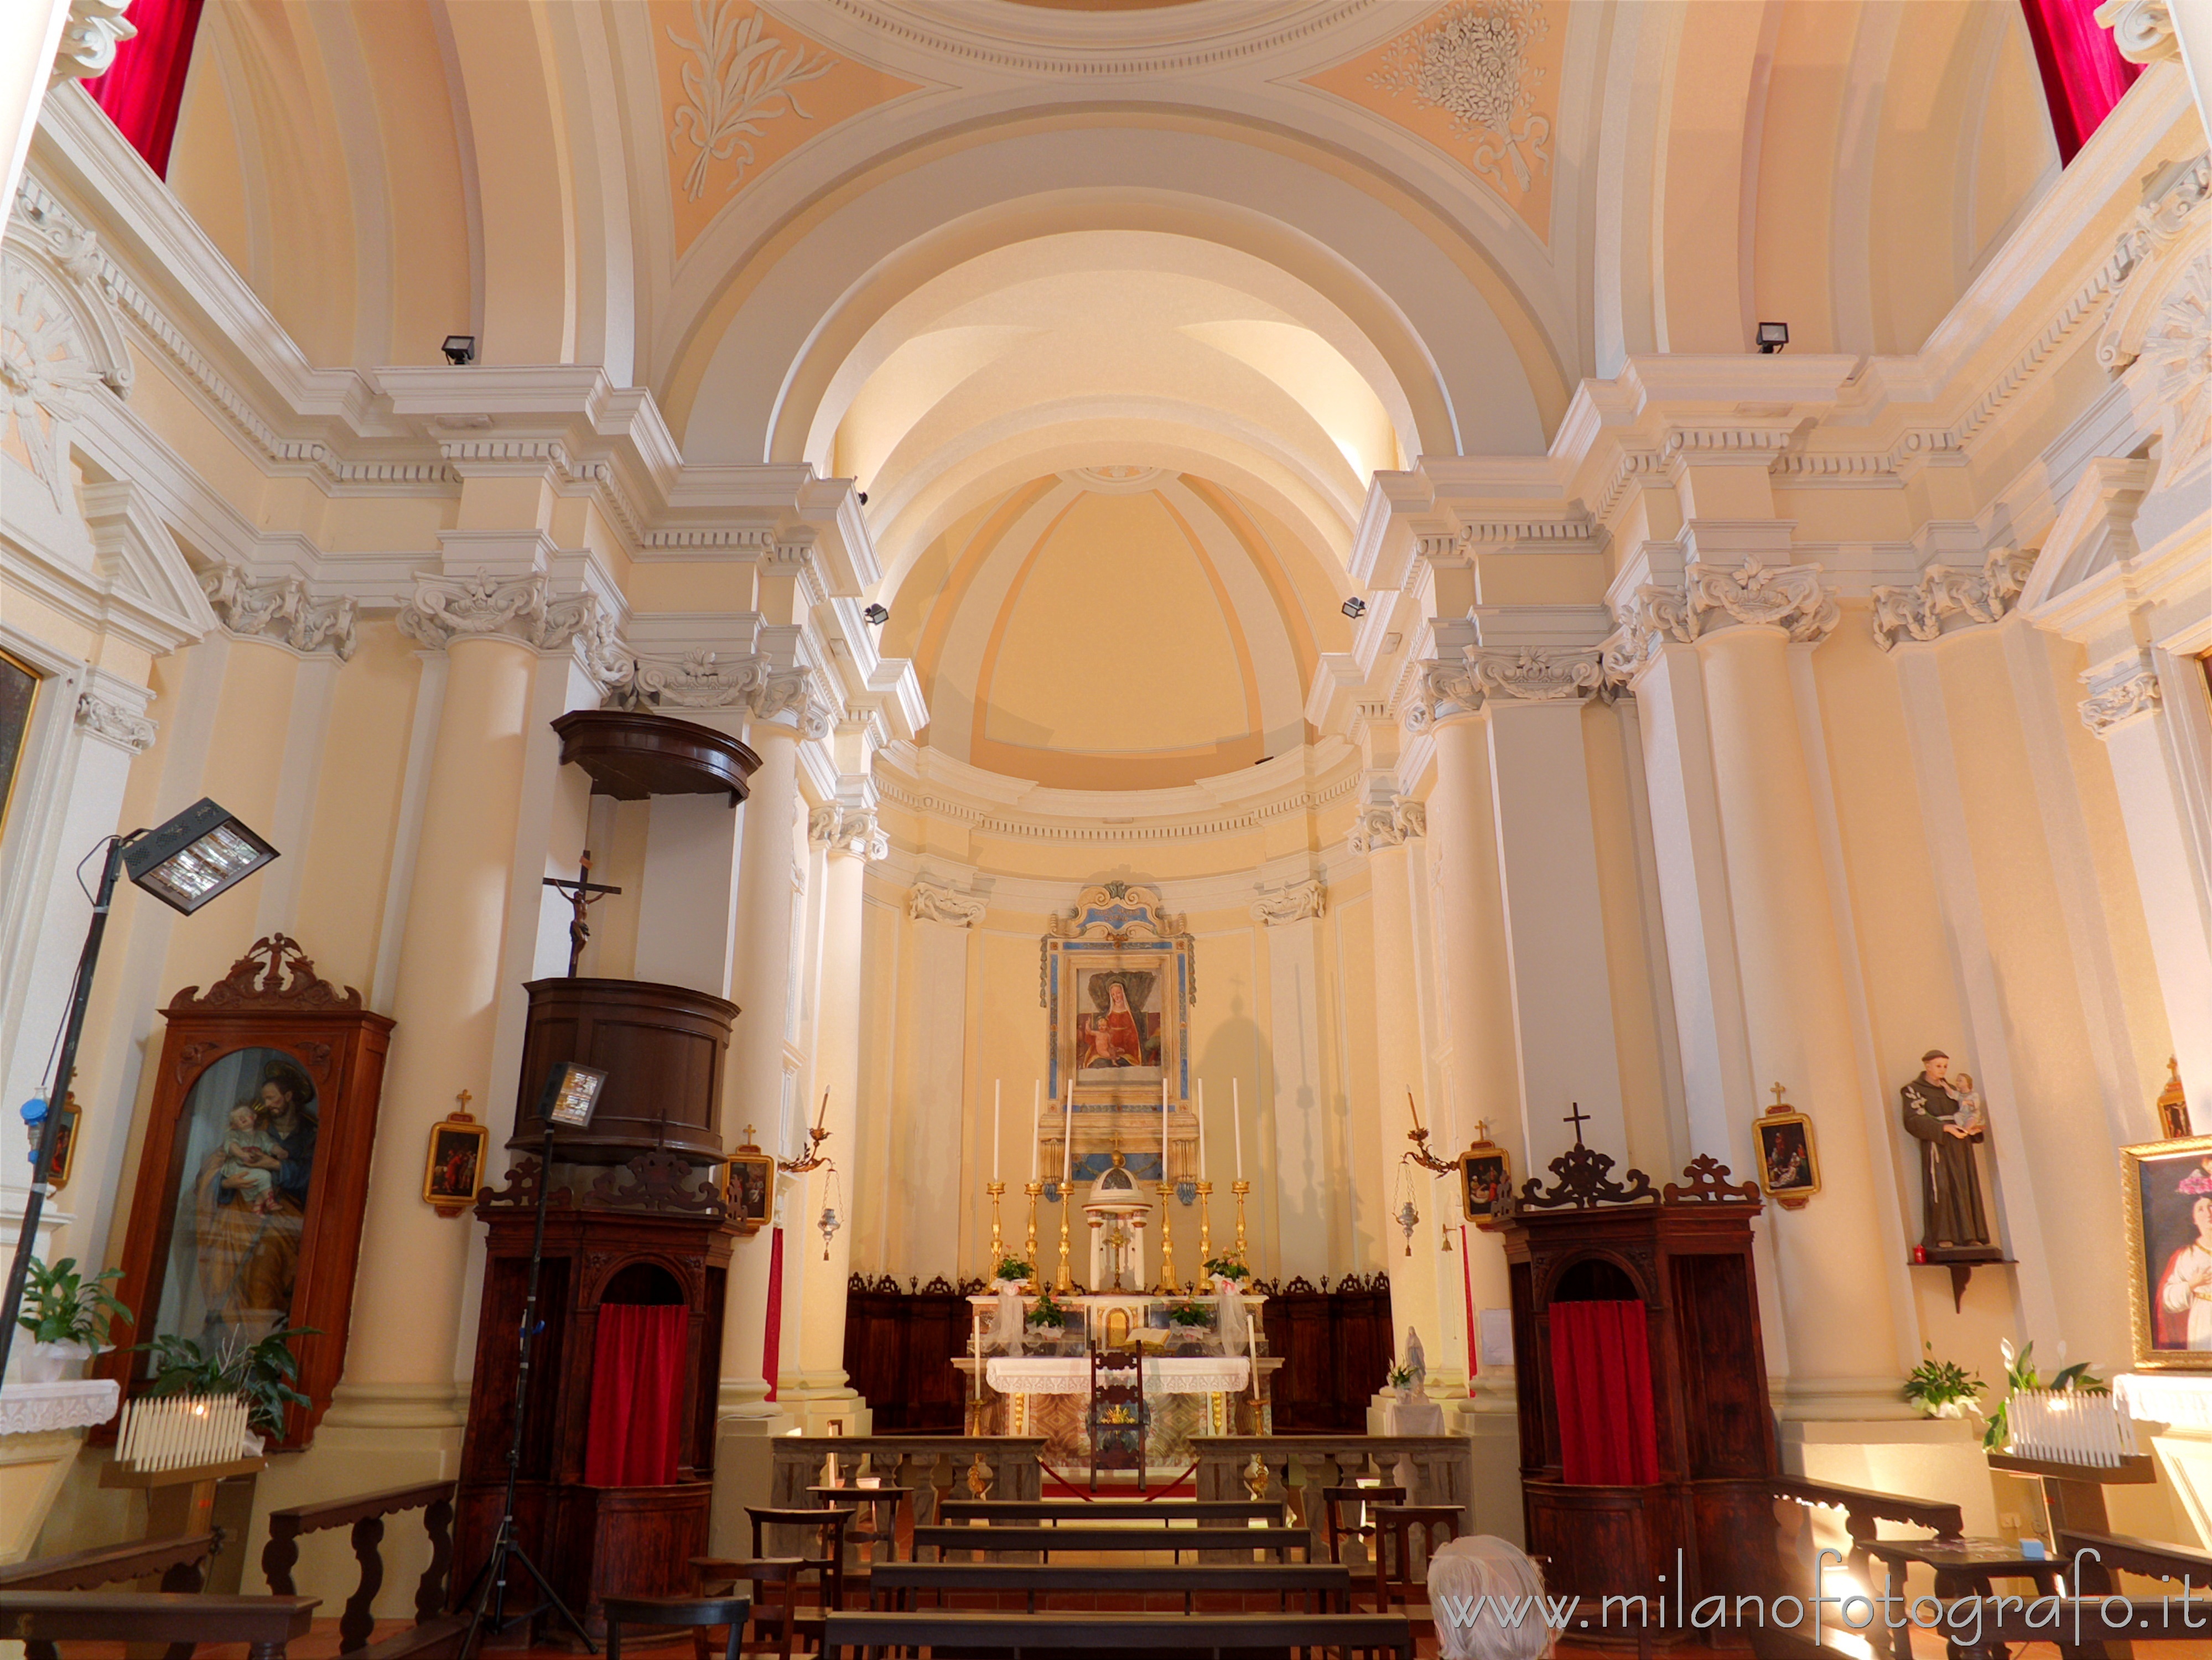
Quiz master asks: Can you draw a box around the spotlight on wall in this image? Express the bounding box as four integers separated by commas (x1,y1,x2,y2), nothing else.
1341,596,1368,620
1756,321,1790,354
863,603,889,626
442,334,477,365
857,491,869,505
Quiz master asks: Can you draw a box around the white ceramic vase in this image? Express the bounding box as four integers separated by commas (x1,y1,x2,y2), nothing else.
20,1339,94,1384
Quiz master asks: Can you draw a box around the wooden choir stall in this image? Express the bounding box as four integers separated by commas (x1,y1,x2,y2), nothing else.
1500,1129,1778,1642
454,709,760,1645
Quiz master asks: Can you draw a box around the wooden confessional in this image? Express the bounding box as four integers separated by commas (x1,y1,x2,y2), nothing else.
454,710,759,1644
1500,1139,1776,1642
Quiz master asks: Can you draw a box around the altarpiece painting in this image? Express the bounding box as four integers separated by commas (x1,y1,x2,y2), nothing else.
1042,883,1195,1184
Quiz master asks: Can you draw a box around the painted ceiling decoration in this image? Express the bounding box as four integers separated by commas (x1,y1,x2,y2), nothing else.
1306,0,1566,242
653,0,920,256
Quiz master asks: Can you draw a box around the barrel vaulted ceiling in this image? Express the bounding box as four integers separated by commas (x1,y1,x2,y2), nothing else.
154,0,2062,792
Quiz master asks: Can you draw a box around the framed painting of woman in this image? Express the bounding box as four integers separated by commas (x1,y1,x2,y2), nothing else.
98,936,393,1446
2125,1133,2212,1371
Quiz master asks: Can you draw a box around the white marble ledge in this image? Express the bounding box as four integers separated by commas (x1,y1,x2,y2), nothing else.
0,1379,120,1438
2116,1372,2212,1433
985,1356,1250,1395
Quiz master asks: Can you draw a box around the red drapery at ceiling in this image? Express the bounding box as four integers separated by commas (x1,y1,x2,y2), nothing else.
2018,0,2143,165
79,0,206,178
1550,1300,1661,1486
582,1304,687,1487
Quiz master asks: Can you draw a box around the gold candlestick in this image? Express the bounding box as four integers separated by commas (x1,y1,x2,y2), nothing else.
986,1180,1006,1266
1156,1182,1178,1294
1023,1180,1042,1278
1055,1186,1074,1293
1232,1179,1251,1261
1196,1179,1214,1265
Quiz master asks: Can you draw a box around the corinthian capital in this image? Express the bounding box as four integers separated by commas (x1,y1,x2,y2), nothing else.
2079,660,2162,738
1252,876,1326,925
589,635,767,713
1347,798,1424,856
909,878,987,927
199,563,359,660
1686,556,1839,643
50,0,136,85
750,668,834,741
397,570,599,652
1471,647,1606,703
76,688,155,753
1870,549,2034,651
809,803,888,862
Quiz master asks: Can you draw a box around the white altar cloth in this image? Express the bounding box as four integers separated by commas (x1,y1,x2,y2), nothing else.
986,1356,1250,1396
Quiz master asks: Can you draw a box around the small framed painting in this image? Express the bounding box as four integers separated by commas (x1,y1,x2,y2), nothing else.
422,1111,489,1217
2124,1134,2212,1371
43,1093,81,1190
726,1148,774,1234
1460,1142,1512,1224
1754,1111,1821,1209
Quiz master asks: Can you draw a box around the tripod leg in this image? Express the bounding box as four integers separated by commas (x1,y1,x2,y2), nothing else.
505,1540,596,1652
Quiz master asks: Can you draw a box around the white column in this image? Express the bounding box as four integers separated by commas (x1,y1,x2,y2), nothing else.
719,718,802,1421
2087,655,2212,1106
631,791,744,997
901,879,980,1283
1254,880,1329,1282
2,1,74,213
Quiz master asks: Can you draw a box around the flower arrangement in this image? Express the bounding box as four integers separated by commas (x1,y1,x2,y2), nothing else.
1167,1300,1213,1327
1386,1360,1422,1392
1902,1343,1984,1419
1024,1288,1069,1329
993,1257,1032,1284
1983,1339,2106,1451
16,1255,129,1347
1203,1257,1250,1282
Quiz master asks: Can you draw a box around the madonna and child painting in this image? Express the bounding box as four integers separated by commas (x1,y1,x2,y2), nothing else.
1076,969,1163,1075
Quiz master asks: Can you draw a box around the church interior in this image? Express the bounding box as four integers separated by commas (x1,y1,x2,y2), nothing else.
1,0,2209,1652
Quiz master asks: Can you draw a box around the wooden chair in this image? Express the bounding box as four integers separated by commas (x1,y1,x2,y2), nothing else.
1089,1344,1147,1490
602,1594,750,1660
1372,1504,1460,1612
740,1508,856,1652
1322,1483,1404,1601
690,1559,806,1660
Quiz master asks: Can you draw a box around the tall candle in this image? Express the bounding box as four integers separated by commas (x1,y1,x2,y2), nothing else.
1030,1080,1041,1181
1163,1076,1171,1170
993,1079,1001,1181
1197,1079,1207,1179
1232,1079,1244,1180
1063,1077,1074,1184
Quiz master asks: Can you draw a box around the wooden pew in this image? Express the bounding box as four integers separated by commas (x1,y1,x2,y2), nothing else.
0,1589,318,1660
868,1560,1353,1613
261,1479,461,1660
912,1526,1310,1563
0,1536,216,1594
939,1501,1284,1526
822,1607,1413,1657
2055,1526,2212,1594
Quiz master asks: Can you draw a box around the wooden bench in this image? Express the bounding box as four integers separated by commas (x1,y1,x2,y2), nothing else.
867,1561,1353,1613
912,1526,1310,1563
0,1536,216,1594
821,1607,1412,1657
261,1479,460,1660
1772,1476,1966,1583
0,1589,318,1660
938,1501,1284,1526
2056,1526,2212,1593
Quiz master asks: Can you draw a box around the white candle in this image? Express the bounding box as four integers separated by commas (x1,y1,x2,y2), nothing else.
1030,1080,1041,1182
993,1079,1001,1182
1064,1077,1074,1184
1198,1078,1207,1180
1233,1079,1244,1180
1163,1076,1171,1172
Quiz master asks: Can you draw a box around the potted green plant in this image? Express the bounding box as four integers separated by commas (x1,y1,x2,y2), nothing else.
1983,1339,2106,1452
1024,1288,1079,1353
993,1257,1034,1288
1385,1359,1422,1403
136,1324,318,1443
1902,1343,1983,1420
1203,1257,1250,1284
1166,1299,1213,1355
14,1256,129,1382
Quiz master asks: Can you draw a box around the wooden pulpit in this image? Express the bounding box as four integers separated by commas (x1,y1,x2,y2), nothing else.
1500,1144,1775,1642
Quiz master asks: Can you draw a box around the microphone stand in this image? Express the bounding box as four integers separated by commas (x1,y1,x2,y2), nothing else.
456,1117,594,1658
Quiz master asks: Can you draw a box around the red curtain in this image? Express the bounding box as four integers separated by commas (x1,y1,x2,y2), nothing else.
583,1304,687,1487
1550,1300,1660,1486
2018,0,2143,165
79,0,207,178
762,1225,785,1402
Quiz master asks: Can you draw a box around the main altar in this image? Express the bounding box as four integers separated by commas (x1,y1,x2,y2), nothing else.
955,1290,1281,1471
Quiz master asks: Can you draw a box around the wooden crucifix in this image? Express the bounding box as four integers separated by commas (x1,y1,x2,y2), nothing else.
1562,1101,1593,1147
544,850,622,977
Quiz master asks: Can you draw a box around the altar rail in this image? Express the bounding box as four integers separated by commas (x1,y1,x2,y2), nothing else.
1192,1435,1475,1553
768,1436,1046,1521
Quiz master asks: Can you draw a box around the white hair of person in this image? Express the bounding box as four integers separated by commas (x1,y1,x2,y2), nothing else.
1427,1534,1554,1660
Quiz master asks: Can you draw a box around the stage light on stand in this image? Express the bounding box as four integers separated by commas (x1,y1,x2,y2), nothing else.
1,796,277,1383
123,797,278,914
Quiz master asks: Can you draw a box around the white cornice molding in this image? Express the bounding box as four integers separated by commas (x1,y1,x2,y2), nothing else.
815,0,1380,78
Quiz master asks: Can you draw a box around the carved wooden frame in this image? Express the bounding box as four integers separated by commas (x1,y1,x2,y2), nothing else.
97,936,394,1447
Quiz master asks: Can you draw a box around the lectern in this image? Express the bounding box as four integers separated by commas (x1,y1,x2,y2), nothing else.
1500,1140,1775,1639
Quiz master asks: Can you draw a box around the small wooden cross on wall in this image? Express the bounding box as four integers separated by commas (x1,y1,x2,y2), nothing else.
544,850,622,977
1562,1101,1593,1147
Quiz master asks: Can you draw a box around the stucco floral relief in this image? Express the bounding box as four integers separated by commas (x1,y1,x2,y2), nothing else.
1304,0,1567,243
653,0,920,258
